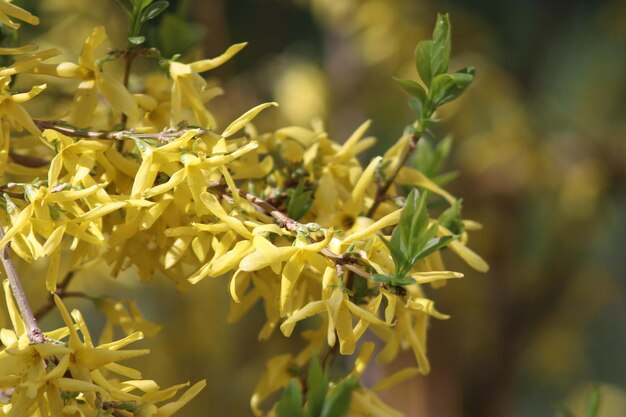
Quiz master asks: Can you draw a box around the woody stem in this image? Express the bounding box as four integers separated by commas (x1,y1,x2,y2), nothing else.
0,227,45,343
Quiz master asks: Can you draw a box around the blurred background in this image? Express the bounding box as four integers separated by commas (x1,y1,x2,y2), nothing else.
13,0,626,416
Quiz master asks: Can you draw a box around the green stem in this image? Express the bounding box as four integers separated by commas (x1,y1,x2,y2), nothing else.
367,131,422,218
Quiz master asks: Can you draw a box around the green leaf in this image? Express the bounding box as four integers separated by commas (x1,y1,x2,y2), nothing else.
389,189,429,277
276,381,306,417
320,376,357,417
414,136,455,179
372,274,394,285
287,182,313,221
306,357,328,417
414,138,434,176
131,0,153,10
128,35,146,45
438,200,464,235
404,190,429,262
410,234,457,265
433,135,453,172
415,40,433,87
393,78,427,104
586,385,601,417
429,68,474,108
377,235,406,274
141,0,169,22
408,96,423,116
157,13,203,58
431,13,451,78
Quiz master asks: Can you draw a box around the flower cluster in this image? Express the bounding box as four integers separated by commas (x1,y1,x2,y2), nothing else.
0,2,486,416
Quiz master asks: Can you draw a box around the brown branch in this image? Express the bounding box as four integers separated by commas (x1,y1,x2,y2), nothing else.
367,132,421,218
9,151,49,168
34,271,89,321
0,227,45,343
119,49,136,131
33,119,204,143
207,182,374,281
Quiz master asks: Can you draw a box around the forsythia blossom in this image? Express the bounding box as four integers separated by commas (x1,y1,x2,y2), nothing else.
0,2,487,416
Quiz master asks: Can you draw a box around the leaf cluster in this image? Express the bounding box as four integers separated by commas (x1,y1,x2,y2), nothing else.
275,357,357,417
374,190,457,288
394,13,475,128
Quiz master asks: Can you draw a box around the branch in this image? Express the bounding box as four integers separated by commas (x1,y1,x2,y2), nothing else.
367,132,420,217
119,48,136,131
33,120,205,143
9,151,49,168
34,271,88,321
0,227,45,343
207,182,374,281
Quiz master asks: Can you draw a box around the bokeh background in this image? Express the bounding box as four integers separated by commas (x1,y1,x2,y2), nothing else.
12,0,626,416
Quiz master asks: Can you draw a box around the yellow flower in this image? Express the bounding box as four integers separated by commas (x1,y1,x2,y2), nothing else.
32,26,138,127
169,43,247,128
0,283,204,417
0,76,46,175
280,267,387,355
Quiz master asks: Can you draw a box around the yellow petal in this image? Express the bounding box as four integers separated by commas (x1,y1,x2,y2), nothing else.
69,79,98,127
345,300,387,327
330,119,371,162
280,252,305,314
0,0,38,28
405,297,450,320
206,240,253,279
0,204,34,248
341,209,401,245
222,103,278,138
79,26,107,70
74,201,126,222
240,235,297,272
372,367,420,392
46,184,102,203
155,380,207,417
345,156,381,216
0,44,37,55
3,100,41,137
279,300,326,337
96,71,139,120
410,271,464,284
396,167,456,204
45,248,61,292
200,192,252,238
189,42,247,73
353,342,375,376
54,378,104,393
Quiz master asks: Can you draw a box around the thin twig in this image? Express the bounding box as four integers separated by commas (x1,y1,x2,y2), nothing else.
119,48,136,131
9,151,50,168
33,119,204,143
34,272,88,321
367,132,420,218
0,227,45,343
